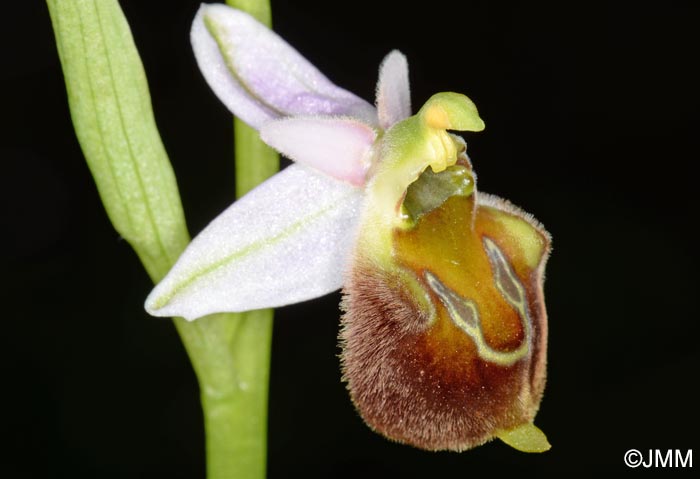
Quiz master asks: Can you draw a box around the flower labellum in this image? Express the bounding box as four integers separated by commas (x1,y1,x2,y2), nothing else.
340,92,551,452
146,3,552,453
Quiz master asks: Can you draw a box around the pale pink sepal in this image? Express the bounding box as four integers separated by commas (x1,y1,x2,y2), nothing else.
376,50,412,130
260,117,376,186
191,4,377,129
145,165,363,320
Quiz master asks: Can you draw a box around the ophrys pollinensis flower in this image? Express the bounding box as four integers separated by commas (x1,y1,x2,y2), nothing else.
146,3,552,453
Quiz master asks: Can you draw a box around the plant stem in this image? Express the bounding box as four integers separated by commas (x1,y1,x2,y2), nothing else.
200,3,277,479
173,311,273,479
182,1,278,476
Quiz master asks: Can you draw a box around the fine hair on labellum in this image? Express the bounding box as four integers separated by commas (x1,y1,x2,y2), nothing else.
339,205,549,451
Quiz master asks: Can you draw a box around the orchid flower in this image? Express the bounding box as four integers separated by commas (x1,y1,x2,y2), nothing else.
146,4,552,454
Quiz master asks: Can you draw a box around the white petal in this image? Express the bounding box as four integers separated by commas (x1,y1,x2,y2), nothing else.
145,165,363,320
191,4,377,129
260,117,376,186
376,50,412,130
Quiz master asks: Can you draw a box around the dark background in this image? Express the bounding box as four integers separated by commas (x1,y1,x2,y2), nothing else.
4,1,698,476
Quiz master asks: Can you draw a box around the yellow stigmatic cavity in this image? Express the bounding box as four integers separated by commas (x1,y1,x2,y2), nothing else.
401,164,474,226
341,98,551,452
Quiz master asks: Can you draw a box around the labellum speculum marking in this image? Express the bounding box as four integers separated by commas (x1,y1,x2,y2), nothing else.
341,95,551,453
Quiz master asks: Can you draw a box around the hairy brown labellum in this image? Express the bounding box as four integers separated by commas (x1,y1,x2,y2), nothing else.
340,190,550,451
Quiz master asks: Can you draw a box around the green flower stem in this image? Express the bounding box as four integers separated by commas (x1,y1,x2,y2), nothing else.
220,1,278,476
48,0,276,478
234,121,279,196
227,0,272,32
173,310,272,479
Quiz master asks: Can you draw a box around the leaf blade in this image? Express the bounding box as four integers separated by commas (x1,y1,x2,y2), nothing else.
47,0,189,281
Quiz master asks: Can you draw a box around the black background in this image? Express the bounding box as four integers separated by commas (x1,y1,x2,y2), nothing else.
4,1,699,476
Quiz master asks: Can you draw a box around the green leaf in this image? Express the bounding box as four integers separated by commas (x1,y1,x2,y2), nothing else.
48,2,277,478
47,0,189,282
